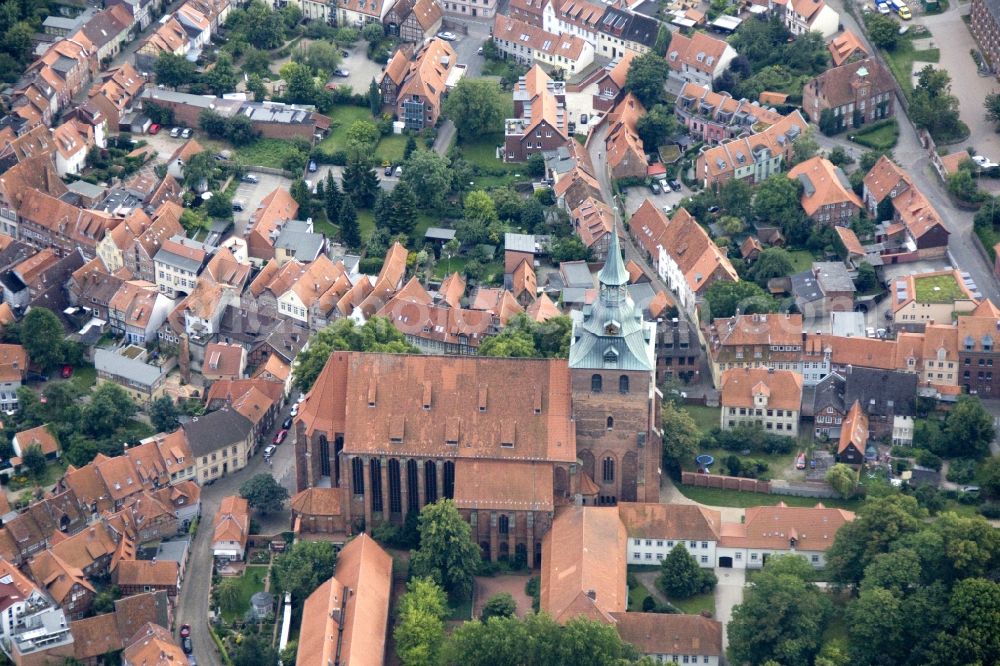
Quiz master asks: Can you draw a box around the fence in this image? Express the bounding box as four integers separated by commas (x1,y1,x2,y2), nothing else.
680,472,771,493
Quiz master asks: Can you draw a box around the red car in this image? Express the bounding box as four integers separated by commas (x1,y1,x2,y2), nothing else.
61,365,72,379
179,624,191,638
273,429,288,445
148,123,160,134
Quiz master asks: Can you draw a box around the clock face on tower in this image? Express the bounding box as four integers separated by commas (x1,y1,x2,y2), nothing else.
604,321,620,336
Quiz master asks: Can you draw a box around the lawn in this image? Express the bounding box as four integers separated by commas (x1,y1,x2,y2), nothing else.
317,106,374,154
787,249,817,273
434,257,467,278
70,366,97,391
235,139,304,169
675,485,861,510
914,273,966,303
665,591,715,615
627,580,654,612
374,133,409,163
881,37,940,97
220,566,268,623
975,224,1000,261
685,447,799,478
851,120,899,150
357,209,376,239
682,405,721,433
457,133,525,189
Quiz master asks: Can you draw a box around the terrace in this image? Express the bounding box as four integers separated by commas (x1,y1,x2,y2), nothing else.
914,273,966,304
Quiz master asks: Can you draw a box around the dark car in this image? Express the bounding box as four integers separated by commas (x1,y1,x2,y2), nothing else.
182,637,193,655
282,416,293,429
340,49,350,57
707,205,720,214
384,165,393,176
180,624,191,638
274,429,288,445
669,180,682,191
26,371,48,382
61,365,73,379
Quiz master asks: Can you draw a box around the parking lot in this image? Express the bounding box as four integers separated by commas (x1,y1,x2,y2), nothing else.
622,181,690,217
232,171,293,235
326,44,392,94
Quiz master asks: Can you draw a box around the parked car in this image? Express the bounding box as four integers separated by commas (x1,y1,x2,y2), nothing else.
182,637,193,655
241,174,259,183
393,166,402,177
308,160,317,172
26,371,48,382
179,625,191,638
660,181,672,193
297,393,307,404
274,429,288,444
263,445,277,459
148,124,160,135
61,365,72,379
877,2,890,13
962,485,981,493
649,181,660,194
973,155,999,169
290,404,299,417
477,46,483,55
232,201,245,212
669,179,682,191
181,128,193,139
707,205,720,214
282,416,293,429
333,68,350,78
437,31,457,41
340,49,350,57
170,127,182,138
384,165,393,176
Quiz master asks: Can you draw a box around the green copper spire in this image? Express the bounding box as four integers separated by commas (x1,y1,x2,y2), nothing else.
598,224,629,287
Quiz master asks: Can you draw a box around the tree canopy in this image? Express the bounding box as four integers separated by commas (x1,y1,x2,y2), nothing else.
442,79,508,140
729,555,833,666
293,316,420,392
660,402,700,478
477,314,573,359
410,500,482,601
441,613,640,666
624,52,668,108
21,307,70,370
270,540,337,611
702,280,779,319
657,543,717,599
239,473,290,514
394,577,448,666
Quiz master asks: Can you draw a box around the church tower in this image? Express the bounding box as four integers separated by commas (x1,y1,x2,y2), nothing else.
568,228,660,503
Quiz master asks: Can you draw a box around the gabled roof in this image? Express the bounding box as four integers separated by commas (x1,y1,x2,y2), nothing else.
787,156,863,216
540,506,626,624
611,613,723,657
617,502,722,541
720,367,803,412
838,400,868,454
14,425,59,457
492,15,588,61
720,502,854,551
453,460,554,511
666,30,731,75
212,496,249,546
394,38,456,114
297,535,392,666
828,29,868,66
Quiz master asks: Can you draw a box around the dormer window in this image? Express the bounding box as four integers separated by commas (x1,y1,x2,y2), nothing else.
603,347,619,366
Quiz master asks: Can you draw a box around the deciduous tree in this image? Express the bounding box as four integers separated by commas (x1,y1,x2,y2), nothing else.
442,79,507,140
624,51,668,108
660,403,700,478
729,555,833,666
239,473,290,514
410,500,481,601
825,463,857,498
293,317,418,391
150,396,180,433
20,307,67,370
657,543,716,599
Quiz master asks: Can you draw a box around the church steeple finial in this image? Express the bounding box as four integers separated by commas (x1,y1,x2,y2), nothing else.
598,223,629,287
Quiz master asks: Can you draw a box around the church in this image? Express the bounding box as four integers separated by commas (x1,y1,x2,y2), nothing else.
293,231,661,566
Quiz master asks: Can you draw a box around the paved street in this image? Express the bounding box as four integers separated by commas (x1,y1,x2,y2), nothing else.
824,0,1000,307
713,567,746,651
174,400,298,666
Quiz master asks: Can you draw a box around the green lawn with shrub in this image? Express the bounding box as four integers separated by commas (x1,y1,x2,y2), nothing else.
219,566,268,623
851,119,899,150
